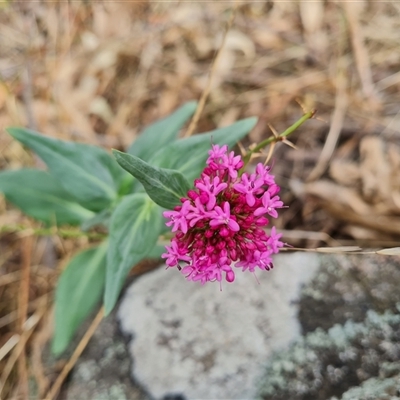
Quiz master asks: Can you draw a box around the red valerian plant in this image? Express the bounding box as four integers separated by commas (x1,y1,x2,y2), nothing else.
162,144,285,285
2,102,315,354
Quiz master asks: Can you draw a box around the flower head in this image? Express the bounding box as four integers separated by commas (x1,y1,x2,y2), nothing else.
162,145,285,285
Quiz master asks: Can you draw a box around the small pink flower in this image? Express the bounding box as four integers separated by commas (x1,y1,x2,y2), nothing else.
186,198,211,227
209,202,240,232
195,176,227,210
256,163,276,185
233,172,264,207
163,200,191,233
267,226,284,253
161,239,191,267
206,257,234,283
254,190,283,218
222,151,244,180
207,144,228,164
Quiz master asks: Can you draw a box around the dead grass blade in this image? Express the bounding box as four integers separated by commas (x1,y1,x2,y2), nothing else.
307,57,348,181
31,307,53,398
0,309,45,399
0,335,19,362
343,1,379,106
315,246,362,253
184,4,239,138
44,306,104,400
376,247,400,256
16,234,33,399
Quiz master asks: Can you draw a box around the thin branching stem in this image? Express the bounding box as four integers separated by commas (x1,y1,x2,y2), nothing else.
242,109,316,167
0,225,106,240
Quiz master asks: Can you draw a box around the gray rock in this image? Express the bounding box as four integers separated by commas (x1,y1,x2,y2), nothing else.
118,252,320,399
256,309,400,400
299,254,400,333
256,252,400,400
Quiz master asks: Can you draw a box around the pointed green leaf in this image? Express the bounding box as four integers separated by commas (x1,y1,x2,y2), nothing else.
148,117,258,183
52,242,107,355
80,208,111,231
6,127,129,211
104,193,163,314
128,101,197,160
147,244,167,260
0,169,94,226
113,150,190,209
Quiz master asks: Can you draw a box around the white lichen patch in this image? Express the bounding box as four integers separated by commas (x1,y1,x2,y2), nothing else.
118,252,320,399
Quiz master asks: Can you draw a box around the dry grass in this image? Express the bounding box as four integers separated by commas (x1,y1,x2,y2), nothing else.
1,1,400,398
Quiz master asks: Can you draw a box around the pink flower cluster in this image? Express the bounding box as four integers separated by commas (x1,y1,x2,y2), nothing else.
162,144,285,285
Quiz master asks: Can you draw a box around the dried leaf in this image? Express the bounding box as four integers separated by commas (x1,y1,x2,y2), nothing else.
330,160,360,187
360,136,391,203
224,30,256,59
299,0,324,34
301,180,373,215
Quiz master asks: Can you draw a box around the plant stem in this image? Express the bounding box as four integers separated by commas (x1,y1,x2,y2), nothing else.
0,224,106,240
243,109,316,166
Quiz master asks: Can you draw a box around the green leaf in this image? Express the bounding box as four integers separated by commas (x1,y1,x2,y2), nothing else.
104,193,163,315
148,117,258,183
80,208,111,231
147,244,167,259
113,150,190,209
6,127,129,211
0,169,94,226
127,101,197,160
52,242,107,355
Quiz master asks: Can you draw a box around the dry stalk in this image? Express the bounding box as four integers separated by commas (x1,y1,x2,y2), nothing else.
31,307,54,397
184,4,239,138
16,234,33,399
307,60,348,181
44,306,105,400
0,309,45,399
0,294,50,330
343,2,379,106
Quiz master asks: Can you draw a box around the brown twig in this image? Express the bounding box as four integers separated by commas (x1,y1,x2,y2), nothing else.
184,5,239,138
0,294,50,329
22,58,37,131
307,59,348,181
0,309,45,399
16,234,33,399
44,306,104,400
31,308,53,397
343,2,379,106
280,246,400,256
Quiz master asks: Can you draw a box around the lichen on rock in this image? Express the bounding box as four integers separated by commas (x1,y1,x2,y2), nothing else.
299,255,400,334
256,309,400,400
335,375,400,400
